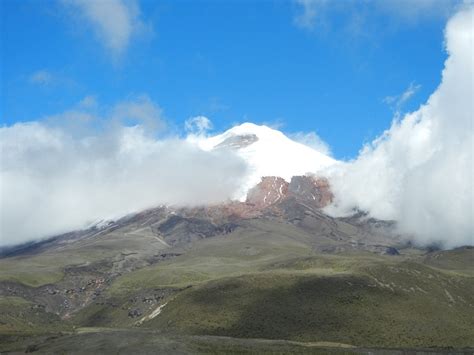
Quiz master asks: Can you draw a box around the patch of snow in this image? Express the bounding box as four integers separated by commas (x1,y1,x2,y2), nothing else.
154,236,170,247
136,302,168,326
444,289,455,304
149,302,167,319
87,218,115,230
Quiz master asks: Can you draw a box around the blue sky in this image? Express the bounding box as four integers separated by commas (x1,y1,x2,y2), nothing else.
0,0,459,159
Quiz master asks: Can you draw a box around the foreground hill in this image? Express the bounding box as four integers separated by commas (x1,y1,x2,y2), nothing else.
0,175,473,354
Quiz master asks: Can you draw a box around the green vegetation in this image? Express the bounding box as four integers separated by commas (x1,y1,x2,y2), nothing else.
0,296,69,334
0,329,363,354
145,266,473,348
0,225,169,288
423,247,474,276
1,217,473,353
0,255,68,287
72,247,474,349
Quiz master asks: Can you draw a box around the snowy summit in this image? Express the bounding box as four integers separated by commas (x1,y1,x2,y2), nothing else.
193,123,337,199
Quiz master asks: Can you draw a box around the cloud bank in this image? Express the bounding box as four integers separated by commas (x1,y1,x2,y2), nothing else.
0,98,247,247
325,4,473,248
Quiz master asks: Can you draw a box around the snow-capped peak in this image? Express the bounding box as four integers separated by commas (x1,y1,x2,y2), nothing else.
191,122,337,200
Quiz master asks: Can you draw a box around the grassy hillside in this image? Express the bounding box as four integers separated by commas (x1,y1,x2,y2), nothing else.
0,296,69,334
62,220,474,349
0,224,171,287
423,247,474,275
1,213,472,353
70,248,474,349
143,265,473,348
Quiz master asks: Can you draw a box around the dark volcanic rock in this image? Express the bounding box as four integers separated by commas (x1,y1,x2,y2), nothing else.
214,134,259,150
384,247,400,256
156,215,223,246
128,308,142,318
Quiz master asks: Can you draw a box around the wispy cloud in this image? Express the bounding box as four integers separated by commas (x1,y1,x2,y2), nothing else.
29,70,54,86
61,0,150,57
383,82,421,114
78,95,98,109
28,69,77,89
293,0,461,33
293,0,327,30
185,116,213,136
290,131,331,156
374,0,461,23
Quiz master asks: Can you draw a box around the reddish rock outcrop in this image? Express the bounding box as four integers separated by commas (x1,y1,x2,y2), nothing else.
246,176,289,209
186,175,333,222
288,175,333,208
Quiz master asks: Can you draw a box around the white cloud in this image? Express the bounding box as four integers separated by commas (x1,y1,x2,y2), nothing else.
325,4,474,248
185,116,213,136
290,131,331,156
62,0,149,56
29,70,54,86
0,99,246,247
